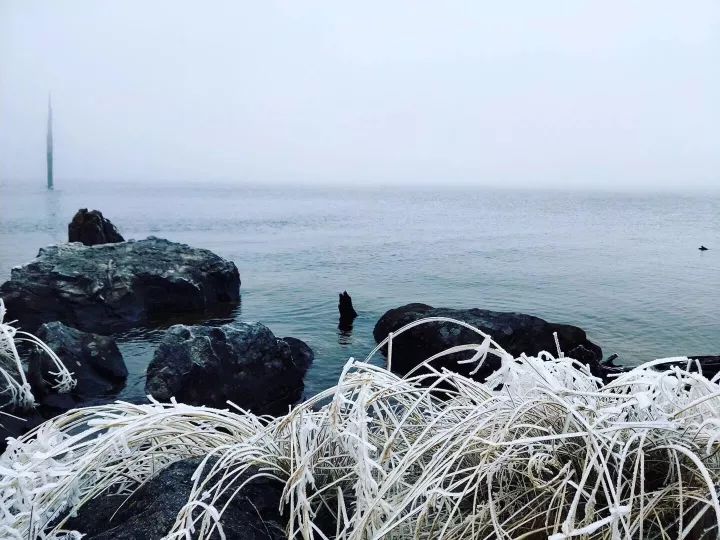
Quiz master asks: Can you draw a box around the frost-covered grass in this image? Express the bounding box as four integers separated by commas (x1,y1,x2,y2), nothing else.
2,316,720,539
0,299,75,411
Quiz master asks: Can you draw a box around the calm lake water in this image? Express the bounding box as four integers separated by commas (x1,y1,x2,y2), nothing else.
1,180,719,399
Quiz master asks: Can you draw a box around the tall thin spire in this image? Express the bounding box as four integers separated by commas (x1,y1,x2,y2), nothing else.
46,93,53,190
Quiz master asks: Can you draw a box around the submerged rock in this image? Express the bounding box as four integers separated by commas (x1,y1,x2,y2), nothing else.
0,237,240,333
373,303,604,381
145,323,313,415
66,458,287,540
68,208,125,246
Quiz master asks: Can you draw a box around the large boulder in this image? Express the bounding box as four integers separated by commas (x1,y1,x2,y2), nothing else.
68,208,124,246
373,303,604,381
145,323,313,415
66,458,287,540
0,237,240,333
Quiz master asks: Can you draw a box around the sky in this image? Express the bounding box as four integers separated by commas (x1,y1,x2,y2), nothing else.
1,1,718,189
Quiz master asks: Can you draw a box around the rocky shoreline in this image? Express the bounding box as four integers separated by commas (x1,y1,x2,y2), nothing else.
1,209,718,539
0,211,313,450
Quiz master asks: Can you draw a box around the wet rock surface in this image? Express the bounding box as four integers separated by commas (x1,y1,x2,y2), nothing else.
66,458,287,540
68,208,125,246
0,237,240,333
282,336,315,374
30,321,127,398
145,322,313,415
374,303,604,381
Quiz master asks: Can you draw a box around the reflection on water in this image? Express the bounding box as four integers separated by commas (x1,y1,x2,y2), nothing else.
43,188,64,245
145,300,241,330
337,325,353,346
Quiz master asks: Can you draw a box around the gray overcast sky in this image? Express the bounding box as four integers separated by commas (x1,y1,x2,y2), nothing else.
1,1,718,189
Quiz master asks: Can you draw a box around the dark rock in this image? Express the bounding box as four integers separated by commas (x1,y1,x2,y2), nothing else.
373,303,603,382
26,350,48,400
0,350,25,408
68,208,125,246
30,321,127,398
565,344,619,380
584,355,720,381
0,237,240,333
282,336,315,374
1,321,128,453
338,291,357,319
145,323,312,415
699,245,709,251
66,458,287,540
0,407,45,452
599,353,627,379
338,291,357,331
678,355,720,379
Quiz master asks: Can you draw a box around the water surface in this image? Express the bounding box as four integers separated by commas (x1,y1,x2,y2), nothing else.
1,181,718,399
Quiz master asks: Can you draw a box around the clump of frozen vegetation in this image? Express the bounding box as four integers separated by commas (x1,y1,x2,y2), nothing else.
2,315,720,539
0,299,75,411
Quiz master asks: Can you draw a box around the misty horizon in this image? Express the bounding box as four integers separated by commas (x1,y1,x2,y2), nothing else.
1,1,718,190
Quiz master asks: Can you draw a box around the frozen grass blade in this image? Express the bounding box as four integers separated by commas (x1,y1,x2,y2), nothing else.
0,299,76,411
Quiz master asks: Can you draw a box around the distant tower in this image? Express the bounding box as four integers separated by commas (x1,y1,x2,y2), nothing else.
46,94,53,190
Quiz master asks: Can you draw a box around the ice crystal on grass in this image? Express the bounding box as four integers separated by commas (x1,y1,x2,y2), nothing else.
2,316,720,539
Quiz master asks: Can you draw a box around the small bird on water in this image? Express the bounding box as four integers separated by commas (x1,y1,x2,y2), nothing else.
699,245,709,251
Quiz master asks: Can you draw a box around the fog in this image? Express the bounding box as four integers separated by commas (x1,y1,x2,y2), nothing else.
1,1,718,189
